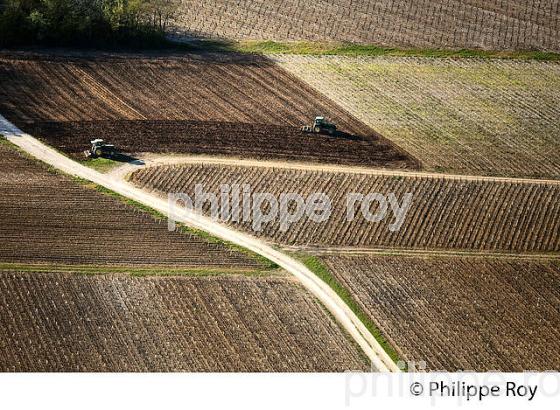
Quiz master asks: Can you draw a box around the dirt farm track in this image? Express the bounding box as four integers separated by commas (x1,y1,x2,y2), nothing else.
0,142,261,269
0,139,372,372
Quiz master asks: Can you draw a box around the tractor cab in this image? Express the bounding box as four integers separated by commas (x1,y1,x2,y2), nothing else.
313,116,327,127
302,116,337,136
88,139,116,158
301,117,336,135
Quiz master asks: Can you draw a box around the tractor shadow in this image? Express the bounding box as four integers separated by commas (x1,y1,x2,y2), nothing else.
314,130,366,142
334,130,364,141
108,152,145,165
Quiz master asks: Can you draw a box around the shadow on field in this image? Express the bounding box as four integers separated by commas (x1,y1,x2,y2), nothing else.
105,152,144,165
0,31,273,66
329,130,365,141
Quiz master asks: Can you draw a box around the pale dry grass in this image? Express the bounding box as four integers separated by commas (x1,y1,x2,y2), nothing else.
277,55,560,179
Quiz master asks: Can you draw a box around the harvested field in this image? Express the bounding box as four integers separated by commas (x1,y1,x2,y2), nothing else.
0,270,368,371
0,142,261,269
277,55,560,179
322,254,560,371
173,0,560,51
0,52,416,169
130,164,560,253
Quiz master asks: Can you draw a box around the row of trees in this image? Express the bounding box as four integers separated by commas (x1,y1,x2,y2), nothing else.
0,0,180,47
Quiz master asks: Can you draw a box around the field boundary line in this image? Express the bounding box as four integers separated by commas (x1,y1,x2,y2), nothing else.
122,154,560,185
282,246,560,260
0,115,399,373
210,40,560,61
0,262,279,277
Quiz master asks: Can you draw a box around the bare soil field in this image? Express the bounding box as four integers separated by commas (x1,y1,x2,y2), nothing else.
0,142,261,269
277,55,560,179
322,254,560,371
25,120,413,168
0,270,368,371
130,164,560,253
174,0,560,51
0,51,416,169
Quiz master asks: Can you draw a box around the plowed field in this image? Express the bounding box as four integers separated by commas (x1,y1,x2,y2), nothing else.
0,52,417,169
0,271,368,372
25,120,412,168
322,255,560,371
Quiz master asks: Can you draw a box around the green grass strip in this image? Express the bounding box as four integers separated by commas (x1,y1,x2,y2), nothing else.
205,40,560,61
300,254,403,366
80,157,122,173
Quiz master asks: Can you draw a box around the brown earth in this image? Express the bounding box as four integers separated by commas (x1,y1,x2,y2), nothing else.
0,271,369,372
0,142,261,269
323,254,560,371
0,51,418,169
25,119,412,168
0,51,388,372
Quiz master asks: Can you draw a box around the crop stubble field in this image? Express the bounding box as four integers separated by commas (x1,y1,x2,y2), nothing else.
0,271,368,371
131,164,560,253
322,255,560,371
277,55,560,179
0,52,416,169
173,0,560,51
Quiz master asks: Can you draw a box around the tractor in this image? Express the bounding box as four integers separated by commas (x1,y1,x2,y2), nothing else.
87,139,117,158
302,116,337,136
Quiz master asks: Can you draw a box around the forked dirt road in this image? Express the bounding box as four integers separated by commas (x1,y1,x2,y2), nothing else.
0,116,399,373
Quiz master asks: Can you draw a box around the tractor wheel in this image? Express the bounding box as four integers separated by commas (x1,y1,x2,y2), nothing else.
314,126,321,133
95,148,103,157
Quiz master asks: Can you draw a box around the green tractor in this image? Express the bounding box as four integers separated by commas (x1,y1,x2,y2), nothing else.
87,139,117,158
302,116,337,136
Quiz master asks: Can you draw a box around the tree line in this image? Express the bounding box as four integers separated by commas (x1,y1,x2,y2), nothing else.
0,0,180,47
